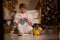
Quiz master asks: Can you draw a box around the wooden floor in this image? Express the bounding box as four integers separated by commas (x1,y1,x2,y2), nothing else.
4,32,58,40
4,25,59,40
59,32,60,40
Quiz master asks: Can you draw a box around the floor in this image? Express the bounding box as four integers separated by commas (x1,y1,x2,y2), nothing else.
4,31,58,40
59,32,60,39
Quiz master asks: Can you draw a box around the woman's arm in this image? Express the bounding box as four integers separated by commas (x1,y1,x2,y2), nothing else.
14,13,22,24
25,17,32,25
18,18,22,24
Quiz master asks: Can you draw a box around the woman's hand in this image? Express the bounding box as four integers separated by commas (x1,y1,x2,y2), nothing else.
25,17,29,20
18,18,22,23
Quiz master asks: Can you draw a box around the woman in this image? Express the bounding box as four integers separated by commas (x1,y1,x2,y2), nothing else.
14,3,34,36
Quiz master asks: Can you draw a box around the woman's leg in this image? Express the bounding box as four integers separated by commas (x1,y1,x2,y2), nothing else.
18,24,24,36
23,26,33,34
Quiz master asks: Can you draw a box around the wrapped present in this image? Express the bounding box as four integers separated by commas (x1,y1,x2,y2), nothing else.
33,23,41,36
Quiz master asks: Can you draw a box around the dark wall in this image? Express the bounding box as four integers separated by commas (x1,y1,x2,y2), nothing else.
57,0,60,24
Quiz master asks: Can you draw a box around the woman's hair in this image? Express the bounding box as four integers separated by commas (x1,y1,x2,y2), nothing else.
19,3,26,9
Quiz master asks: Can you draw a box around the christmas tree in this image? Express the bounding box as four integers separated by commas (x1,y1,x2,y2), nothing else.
36,0,58,25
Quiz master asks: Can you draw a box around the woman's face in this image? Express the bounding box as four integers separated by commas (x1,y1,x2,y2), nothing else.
20,8,26,13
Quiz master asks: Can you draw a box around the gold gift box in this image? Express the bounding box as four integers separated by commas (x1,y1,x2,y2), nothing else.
33,27,41,36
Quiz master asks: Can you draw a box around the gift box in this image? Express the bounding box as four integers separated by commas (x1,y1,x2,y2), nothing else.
33,23,41,36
